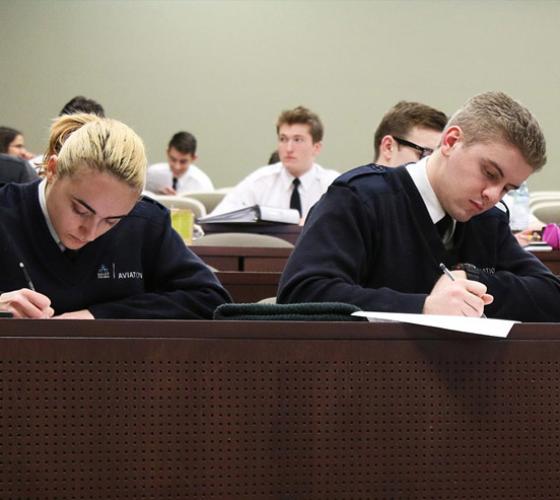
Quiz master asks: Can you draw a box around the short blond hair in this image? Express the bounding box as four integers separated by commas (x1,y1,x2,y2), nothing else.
53,114,147,191
446,91,546,171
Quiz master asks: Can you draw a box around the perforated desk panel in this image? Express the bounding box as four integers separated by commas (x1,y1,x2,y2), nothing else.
1,320,559,499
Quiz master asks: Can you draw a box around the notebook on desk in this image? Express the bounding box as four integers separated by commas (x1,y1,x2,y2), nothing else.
198,205,300,225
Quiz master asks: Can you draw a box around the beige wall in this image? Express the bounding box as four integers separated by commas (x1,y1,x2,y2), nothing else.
1,0,559,190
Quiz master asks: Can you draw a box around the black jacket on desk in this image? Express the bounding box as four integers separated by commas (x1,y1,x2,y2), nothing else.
0,181,231,318
278,164,560,322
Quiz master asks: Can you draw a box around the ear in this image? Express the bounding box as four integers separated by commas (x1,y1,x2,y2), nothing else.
312,141,323,157
440,126,462,156
45,155,58,181
377,135,395,163
192,154,198,162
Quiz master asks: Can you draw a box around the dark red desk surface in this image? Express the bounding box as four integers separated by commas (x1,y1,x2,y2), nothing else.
192,245,560,275
2,319,560,498
533,249,560,274
192,245,292,271
216,271,280,302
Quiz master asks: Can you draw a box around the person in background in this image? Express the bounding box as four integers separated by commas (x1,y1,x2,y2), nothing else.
59,95,105,117
0,113,230,319
0,127,39,184
145,131,214,195
31,95,106,172
0,126,35,161
278,91,560,322
268,150,280,164
211,106,339,222
373,101,447,167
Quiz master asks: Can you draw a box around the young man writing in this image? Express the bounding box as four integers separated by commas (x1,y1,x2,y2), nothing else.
146,131,214,195
210,106,339,222
278,92,560,321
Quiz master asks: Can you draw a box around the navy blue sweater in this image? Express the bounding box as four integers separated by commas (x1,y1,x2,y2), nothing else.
0,181,231,319
278,164,560,322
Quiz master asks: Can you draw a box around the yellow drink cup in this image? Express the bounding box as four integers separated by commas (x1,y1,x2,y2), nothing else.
170,208,194,245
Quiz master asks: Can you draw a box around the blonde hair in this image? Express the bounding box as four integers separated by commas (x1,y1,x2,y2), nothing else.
446,91,546,171
51,114,147,191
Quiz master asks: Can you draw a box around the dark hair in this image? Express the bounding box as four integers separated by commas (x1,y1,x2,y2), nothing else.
373,101,447,160
276,106,323,143
0,126,21,153
59,96,105,117
168,131,197,155
268,150,280,164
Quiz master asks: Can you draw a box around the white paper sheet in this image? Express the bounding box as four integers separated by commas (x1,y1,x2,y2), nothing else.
352,311,518,338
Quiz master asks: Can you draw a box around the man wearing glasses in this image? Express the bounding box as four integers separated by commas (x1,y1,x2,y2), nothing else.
373,101,447,167
278,92,560,321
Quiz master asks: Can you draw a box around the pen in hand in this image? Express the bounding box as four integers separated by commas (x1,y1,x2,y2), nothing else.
19,262,36,292
439,262,487,318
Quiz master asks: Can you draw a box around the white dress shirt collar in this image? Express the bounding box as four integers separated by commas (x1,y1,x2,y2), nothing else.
279,162,318,192
405,157,447,224
38,179,65,251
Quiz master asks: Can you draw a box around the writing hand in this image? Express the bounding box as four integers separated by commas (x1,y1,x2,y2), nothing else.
424,272,493,317
54,309,94,320
0,289,54,318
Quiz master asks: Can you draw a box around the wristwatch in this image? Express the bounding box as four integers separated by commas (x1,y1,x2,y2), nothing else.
453,262,481,282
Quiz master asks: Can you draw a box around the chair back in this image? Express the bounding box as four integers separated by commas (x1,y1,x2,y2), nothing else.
150,195,207,218
530,191,560,208
191,232,294,248
532,201,560,224
183,191,225,213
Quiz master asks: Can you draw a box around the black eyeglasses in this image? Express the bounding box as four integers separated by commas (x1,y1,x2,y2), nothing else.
392,136,434,159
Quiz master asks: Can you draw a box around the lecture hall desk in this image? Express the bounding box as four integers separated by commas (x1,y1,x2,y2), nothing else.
193,245,560,275
2,319,560,498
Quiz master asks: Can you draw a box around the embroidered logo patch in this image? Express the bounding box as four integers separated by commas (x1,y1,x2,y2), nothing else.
97,265,110,279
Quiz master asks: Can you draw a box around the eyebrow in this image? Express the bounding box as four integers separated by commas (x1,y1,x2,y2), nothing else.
484,159,520,190
73,197,129,220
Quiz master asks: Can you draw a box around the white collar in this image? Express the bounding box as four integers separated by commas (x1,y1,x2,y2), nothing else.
405,156,447,224
38,179,66,251
279,163,317,191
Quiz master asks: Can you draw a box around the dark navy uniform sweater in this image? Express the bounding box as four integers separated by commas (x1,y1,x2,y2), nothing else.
0,181,231,319
278,164,560,322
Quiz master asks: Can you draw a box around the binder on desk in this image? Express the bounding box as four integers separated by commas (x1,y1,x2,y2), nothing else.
198,205,300,225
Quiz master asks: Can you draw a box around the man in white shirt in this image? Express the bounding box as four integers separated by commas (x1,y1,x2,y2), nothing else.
146,131,214,195
373,101,447,167
211,106,339,221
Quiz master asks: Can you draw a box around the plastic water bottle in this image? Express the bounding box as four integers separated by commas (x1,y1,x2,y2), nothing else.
509,181,530,232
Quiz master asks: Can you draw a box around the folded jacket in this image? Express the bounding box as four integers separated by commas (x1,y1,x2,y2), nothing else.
213,302,364,321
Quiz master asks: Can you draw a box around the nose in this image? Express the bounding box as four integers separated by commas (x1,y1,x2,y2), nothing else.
80,218,98,242
482,184,503,205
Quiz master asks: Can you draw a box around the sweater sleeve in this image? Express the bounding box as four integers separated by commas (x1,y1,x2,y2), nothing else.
277,184,427,312
479,219,560,322
88,222,231,319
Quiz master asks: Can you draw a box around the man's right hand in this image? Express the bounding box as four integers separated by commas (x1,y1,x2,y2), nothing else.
423,271,493,317
159,186,177,195
0,289,54,318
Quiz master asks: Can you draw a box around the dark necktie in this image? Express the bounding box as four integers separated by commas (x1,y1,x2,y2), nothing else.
436,214,454,248
172,177,178,191
64,248,80,262
290,178,302,216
